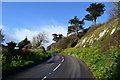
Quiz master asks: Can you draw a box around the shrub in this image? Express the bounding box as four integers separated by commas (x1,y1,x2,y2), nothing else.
2,49,50,76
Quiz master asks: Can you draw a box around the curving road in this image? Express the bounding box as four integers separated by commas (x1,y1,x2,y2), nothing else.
6,54,94,79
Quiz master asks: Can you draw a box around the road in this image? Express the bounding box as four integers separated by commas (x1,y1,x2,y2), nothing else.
5,54,94,79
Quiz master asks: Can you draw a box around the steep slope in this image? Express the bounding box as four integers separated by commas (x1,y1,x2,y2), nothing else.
75,18,120,51
61,17,120,78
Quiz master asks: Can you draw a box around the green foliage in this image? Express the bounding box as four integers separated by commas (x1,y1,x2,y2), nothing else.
52,33,64,42
84,3,105,24
36,41,42,47
68,16,84,38
61,46,120,78
2,50,50,75
18,37,30,49
47,50,61,54
7,41,16,52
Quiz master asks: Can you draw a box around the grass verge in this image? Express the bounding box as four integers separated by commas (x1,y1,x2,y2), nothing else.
60,46,120,78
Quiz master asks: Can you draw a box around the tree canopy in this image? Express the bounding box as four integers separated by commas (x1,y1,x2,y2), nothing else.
17,37,30,49
32,32,49,47
84,3,105,24
52,33,64,42
7,41,16,52
68,16,84,39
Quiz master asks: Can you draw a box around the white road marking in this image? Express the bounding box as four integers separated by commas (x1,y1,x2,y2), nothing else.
62,58,64,62
49,73,51,74
62,57,64,62
53,63,62,71
41,76,47,80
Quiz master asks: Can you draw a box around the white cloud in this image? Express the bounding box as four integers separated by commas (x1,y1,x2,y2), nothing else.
41,25,67,48
12,28,39,42
17,25,67,47
1,20,67,48
10,25,67,48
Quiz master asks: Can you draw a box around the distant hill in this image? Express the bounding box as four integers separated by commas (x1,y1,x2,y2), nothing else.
47,29,88,50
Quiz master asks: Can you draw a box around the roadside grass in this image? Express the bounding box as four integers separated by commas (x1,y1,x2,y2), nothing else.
47,50,62,54
2,49,50,76
60,46,120,78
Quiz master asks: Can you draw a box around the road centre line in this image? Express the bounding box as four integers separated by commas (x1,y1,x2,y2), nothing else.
53,63,62,71
41,76,47,80
62,58,64,62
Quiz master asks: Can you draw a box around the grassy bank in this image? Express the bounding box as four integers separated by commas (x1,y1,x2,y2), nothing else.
2,49,50,76
60,46,120,78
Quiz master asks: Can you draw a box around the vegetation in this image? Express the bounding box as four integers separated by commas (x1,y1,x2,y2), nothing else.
75,18,120,51
84,3,105,24
68,16,84,39
47,50,61,54
52,33,64,42
32,32,49,47
2,49,50,76
2,2,120,79
61,46,120,78
108,2,120,18
47,29,88,50
47,6,120,78
17,37,30,50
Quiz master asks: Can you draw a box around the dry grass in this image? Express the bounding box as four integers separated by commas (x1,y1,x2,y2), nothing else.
47,29,88,50
86,23,105,35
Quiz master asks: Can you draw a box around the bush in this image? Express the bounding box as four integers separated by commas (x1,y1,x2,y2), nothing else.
2,49,50,76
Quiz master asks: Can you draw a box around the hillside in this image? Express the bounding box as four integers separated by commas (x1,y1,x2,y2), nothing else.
60,17,120,78
48,17,120,51
47,29,88,50
75,18,120,51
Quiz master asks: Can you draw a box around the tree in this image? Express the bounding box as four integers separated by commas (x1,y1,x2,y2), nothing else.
32,32,49,47
6,41,16,63
52,33,64,42
18,37,30,50
84,3,105,24
0,29,5,44
7,41,16,53
68,16,84,39
108,2,120,17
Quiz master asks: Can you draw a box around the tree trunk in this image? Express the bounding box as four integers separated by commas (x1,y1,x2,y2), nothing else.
93,18,96,24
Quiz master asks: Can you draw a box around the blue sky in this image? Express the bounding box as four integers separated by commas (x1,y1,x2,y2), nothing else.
1,2,112,47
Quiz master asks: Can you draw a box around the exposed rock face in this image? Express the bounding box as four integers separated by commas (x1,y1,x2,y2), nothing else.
75,18,120,51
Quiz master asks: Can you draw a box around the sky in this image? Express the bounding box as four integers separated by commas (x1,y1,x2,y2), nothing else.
1,2,112,48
